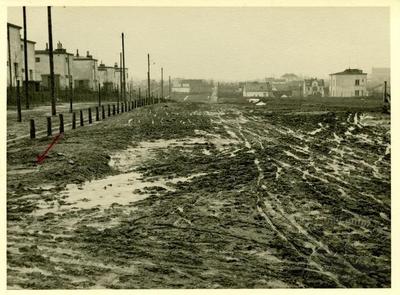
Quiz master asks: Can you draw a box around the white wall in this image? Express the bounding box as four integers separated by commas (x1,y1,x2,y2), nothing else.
7,25,23,87
330,74,367,97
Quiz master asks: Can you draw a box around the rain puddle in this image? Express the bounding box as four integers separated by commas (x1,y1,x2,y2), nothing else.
32,171,208,216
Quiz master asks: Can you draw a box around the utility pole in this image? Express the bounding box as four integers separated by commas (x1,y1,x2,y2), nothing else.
161,67,163,99
121,33,126,102
47,6,56,116
67,55,73,112
119,52,122,104
147,54,151,99
169,75,171,98
23,7,29,109
384,81,387,103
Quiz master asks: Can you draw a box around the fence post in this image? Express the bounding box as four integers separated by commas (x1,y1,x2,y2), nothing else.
80,110,84,126
72,112,76,129
88,108,92,124
59,113,64,133
117,102,120,114
102,105,105,119
30,119,35,139
16,81,22,122
47,116,52,136
121,102,124,113
98,83,101,107
113,104,116,115
108,104,111,117
96,106,99,121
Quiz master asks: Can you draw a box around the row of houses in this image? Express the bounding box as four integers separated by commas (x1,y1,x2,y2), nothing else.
241,67,389,98
7,22,128,92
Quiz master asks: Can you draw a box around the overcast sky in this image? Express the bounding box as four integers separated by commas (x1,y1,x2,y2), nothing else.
7,6,390,81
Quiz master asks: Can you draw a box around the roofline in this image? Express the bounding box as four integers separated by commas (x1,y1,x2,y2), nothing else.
7,22,22,29
329,73,367,76
73,57,98,61
21,38,36,44
35,50,74,56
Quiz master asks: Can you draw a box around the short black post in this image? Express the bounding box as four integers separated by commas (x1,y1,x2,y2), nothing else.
96,106,99,121
117,102,120,114
102,105,105,119
80,110,84,126
98,83,101,107
113,104,116,115
72,112,76,129
30,119,35,139
121,102,124,113
16,80,22,122
88,108,92,124
59,113,64,134
108,104,111,117
128,101,131,111
47,116,52,136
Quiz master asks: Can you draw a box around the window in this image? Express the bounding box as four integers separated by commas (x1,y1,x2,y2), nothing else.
21,68,24,73
35,57,40,62
355,79,360,86
355,90,359,96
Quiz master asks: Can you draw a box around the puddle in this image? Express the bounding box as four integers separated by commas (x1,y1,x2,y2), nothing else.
32,172,207,216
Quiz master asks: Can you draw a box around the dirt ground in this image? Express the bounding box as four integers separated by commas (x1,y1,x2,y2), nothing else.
7,98,390,288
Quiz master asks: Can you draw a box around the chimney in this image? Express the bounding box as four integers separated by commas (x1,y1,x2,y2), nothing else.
76,49,79,57
57,41,62,50
114,62,118,68
45,43,48,50
86,51,90,57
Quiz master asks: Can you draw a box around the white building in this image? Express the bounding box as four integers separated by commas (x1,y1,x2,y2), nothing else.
303,78,325,97
329,68,367,97
72,50,98,91
243,82,272,97
172,81,190,93
35,41,73,90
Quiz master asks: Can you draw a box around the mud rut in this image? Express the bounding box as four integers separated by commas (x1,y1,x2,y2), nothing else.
7,105,390,288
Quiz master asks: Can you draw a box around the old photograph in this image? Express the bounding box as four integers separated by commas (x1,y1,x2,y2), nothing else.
6,4,391,290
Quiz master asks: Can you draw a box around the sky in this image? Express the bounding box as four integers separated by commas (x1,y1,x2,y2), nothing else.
7,6,390,81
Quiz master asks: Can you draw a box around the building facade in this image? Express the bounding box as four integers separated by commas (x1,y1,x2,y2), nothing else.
303,78,325,97
329,69,367,97
243,82,272,97
35,41,73,90
7,23,23,88
72,50,98,91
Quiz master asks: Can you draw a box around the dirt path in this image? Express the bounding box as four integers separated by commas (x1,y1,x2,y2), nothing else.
7,102,390,288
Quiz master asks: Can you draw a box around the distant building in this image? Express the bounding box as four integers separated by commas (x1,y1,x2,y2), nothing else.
303,78,325,97
370,67,390,86
329,68,367,97
98,62,127,92
281,73,299,82
35,41,73,90
72,50,98,90
172,81,190,93
243,82,272,97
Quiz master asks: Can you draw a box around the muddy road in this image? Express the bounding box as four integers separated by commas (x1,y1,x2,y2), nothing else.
7,101,390,288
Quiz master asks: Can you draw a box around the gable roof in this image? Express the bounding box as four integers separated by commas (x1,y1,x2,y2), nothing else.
304,79,324,87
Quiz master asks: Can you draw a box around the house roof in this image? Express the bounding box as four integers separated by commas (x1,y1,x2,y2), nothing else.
330,68,367,75
245,82,271,92
7,23,22,29
21,38,36,44
304,79,324,87
35,49,74,56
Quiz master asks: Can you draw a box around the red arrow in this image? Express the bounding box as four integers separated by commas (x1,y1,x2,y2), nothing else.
36,133,63,164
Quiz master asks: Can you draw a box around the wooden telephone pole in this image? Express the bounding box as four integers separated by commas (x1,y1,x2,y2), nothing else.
161,67,164,99
121,33,126,102
147,54,151,99
47,6,56,116
23,7,29,109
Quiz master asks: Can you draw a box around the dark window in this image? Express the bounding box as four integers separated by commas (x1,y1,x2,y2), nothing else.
355,90,360,96
355,79,360,86
35,57,40,62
